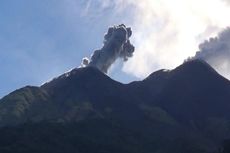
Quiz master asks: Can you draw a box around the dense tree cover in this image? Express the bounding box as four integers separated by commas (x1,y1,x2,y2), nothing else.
0,60,230,153
0,120,213,153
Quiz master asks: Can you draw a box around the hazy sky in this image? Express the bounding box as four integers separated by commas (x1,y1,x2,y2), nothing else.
1,0,230,98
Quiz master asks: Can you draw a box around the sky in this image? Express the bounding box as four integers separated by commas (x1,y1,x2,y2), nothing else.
1,0,230,98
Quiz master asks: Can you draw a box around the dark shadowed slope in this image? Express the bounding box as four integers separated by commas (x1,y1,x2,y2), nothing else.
41,67,146,125
0,60,230,153
126,68,171,104
0,66,146,126
154,60,230,122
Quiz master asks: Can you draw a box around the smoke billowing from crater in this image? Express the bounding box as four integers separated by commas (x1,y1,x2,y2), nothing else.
191,27,230,79
81,24,135,73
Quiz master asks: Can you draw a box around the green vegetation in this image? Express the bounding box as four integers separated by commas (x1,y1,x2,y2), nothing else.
140,104,178,125
0,86,50,125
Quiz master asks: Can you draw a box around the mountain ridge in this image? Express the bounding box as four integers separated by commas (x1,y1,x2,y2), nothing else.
0,59,230,153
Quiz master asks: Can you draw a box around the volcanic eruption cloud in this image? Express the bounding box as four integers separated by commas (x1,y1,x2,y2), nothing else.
81,24,135,73
193,27,230,79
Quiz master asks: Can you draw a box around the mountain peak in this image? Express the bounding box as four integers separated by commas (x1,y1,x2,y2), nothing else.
142,59,217,88
174,59,217,74
41,66,120,92
1,58,230,153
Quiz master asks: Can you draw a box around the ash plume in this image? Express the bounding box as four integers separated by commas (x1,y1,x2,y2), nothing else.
81,24,135,73
192,27,230,79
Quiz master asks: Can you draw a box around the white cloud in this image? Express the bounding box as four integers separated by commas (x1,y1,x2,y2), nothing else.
98,0,230,79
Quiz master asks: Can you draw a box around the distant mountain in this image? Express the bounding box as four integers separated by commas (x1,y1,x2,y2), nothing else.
0,59,230,153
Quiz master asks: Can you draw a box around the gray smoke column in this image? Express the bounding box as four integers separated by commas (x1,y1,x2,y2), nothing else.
81,24,135,73
193,27,230,79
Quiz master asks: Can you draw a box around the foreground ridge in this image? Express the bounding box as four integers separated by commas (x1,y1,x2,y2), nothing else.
0,59,230,153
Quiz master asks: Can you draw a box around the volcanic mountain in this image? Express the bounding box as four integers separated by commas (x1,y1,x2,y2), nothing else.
0,59,230,153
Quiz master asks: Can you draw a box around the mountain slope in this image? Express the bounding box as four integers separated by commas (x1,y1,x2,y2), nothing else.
155,60,230,123
0,59,230,153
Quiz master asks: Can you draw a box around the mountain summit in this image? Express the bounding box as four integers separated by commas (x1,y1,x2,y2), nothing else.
0,59,230,153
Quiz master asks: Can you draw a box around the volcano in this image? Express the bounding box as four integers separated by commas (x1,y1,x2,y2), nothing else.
0,59,230,153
